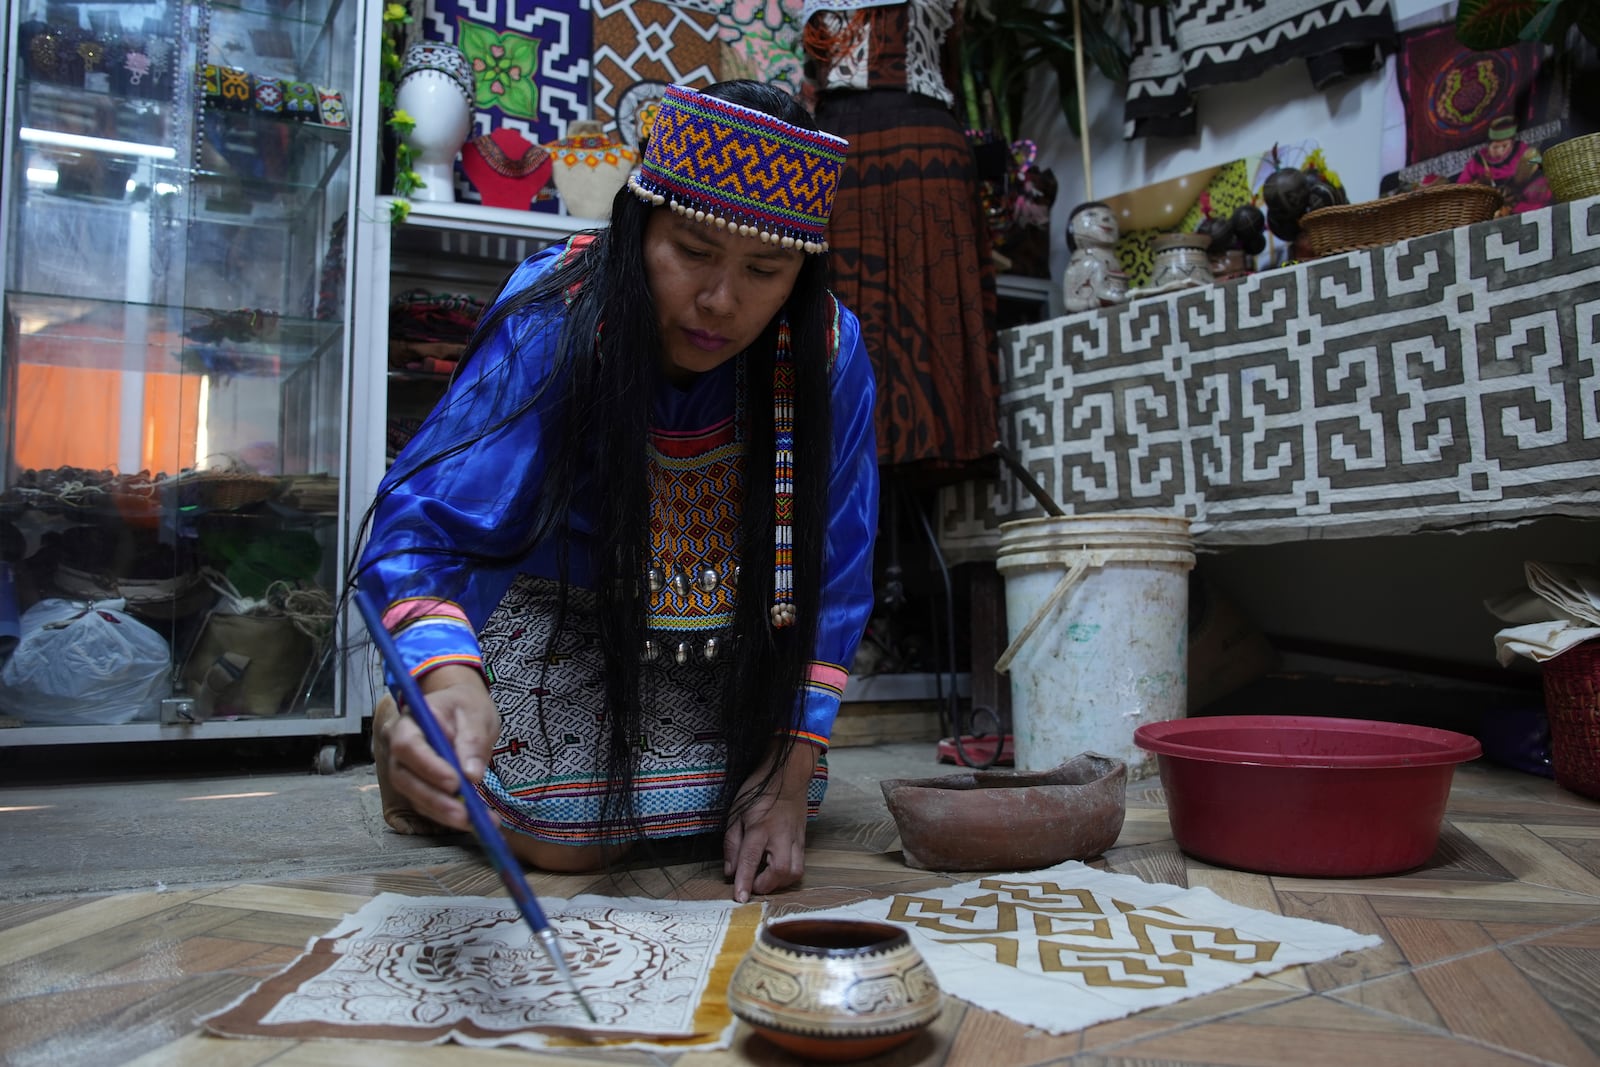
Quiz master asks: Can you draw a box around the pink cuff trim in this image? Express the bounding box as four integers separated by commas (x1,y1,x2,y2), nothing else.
383,598,471,632
804,662,848,696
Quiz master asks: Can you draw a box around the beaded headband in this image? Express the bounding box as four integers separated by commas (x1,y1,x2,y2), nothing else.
627,85,847,254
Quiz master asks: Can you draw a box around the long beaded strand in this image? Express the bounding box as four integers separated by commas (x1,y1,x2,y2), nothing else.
771,321,795,628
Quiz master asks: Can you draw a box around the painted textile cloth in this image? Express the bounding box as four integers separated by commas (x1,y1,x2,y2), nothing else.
937,197,1600,557
203,893,760,1051
813,89,996,477
805,861,1381,1034
1396,23,1549,168
1124,0,1394,139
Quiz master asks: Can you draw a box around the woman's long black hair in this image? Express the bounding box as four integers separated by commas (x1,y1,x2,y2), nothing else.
356,80,834,845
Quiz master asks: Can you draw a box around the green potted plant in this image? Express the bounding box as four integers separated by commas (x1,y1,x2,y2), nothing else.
957,0,1128,144
1454,0,1600,51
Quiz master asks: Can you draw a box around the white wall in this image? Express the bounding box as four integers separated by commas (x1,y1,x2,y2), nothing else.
1025,1,1455,313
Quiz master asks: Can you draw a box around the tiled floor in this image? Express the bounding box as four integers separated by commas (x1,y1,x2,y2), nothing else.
2,750,1598,1067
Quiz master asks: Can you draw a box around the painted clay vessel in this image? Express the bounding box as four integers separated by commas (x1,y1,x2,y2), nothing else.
1147,232,1215,290
881,752,1127,871
727,918,942,1062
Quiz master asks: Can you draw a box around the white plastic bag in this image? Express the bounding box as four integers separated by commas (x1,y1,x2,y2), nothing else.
0,598,171,724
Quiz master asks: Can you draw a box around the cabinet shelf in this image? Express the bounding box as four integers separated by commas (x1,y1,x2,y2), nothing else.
6,289,342,374
2,0,361,743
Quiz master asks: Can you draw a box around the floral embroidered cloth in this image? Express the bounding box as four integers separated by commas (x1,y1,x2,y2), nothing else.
203,894,759,1052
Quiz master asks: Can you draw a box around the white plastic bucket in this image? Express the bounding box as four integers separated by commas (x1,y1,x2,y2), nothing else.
995,513,1195,779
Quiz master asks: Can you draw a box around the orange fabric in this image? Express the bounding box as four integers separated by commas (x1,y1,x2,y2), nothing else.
14,364,200,475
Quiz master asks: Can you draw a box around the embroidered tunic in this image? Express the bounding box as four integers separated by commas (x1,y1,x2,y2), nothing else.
359,242,878,750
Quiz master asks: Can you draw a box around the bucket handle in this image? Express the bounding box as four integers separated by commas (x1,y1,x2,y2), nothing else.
993,554,1096,675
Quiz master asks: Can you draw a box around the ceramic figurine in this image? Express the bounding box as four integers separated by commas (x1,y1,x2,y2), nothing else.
1146,232,1215,290
1061,201,1127,313
395,44,475,202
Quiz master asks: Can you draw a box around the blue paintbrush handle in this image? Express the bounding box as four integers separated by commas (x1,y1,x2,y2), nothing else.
352,590,554,930
354,588,596,1020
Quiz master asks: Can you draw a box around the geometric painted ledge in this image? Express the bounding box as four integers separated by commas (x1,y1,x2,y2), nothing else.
939,194,1600,560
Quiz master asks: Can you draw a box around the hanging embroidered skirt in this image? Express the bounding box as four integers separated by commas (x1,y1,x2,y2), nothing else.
476,575,828,844
815,88,999,482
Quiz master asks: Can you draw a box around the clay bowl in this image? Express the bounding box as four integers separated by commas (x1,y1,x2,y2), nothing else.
727,918,942,1062
881,752,1127,871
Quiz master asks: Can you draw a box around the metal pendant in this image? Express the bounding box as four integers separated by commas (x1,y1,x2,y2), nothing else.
729,565,740,591
696,567,719,594
642,639,660,663
647,566,664,595
701,636,719,663
669,571,689,598
674,641,690,666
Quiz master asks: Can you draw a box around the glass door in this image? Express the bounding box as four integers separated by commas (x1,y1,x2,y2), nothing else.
1,0,357,730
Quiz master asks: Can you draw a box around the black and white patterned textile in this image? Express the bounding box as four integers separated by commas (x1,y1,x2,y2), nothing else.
938,196,1600,560
1125,0,1394,139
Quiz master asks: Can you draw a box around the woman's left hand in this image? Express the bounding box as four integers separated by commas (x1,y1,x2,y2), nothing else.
723,741,820,902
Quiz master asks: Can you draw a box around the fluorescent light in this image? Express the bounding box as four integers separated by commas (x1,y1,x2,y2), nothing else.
26,167,58,186
154,182,181,196
20,126,177,160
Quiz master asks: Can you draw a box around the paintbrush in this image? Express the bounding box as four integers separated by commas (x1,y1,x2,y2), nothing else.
353,588,598,1023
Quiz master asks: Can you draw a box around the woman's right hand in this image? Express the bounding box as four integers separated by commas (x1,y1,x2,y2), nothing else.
373,664,502,832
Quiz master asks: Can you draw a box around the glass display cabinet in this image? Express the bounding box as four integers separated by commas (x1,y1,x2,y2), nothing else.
0,0,364,766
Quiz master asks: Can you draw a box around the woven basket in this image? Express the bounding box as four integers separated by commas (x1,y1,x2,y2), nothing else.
171,472,284,511
1300,183,1504,257
1541,639,1600,800
1543,132,1600,204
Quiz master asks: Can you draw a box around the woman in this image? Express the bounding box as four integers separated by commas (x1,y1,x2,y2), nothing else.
357,81,878,904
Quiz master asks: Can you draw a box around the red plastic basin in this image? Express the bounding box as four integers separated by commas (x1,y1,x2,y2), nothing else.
1134,715,1482,877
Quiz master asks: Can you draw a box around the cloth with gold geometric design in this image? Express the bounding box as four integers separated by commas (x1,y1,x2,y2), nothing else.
802,861,1381,1034
201,893,761,1052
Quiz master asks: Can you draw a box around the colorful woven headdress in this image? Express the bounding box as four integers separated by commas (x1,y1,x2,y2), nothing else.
628,85,847,254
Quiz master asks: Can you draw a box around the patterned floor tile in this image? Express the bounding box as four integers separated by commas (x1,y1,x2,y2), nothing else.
263,869,453,898
0,973,261,1067
1097,994,1546,1066
1,755,1595,1065
0,900,244,999
1331,944,1600,1065
0,892,204,970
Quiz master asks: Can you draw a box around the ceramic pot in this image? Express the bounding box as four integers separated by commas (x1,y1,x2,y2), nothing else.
1148,232,1215,290
882,752,1127,871
727,919,942,1062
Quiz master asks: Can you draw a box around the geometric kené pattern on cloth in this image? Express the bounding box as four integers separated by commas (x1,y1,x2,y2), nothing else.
803,861,1381,1035
591,0,719,137
1124,0,1394,139
938,195,1600,560
475,577,826,844
421,0,592,200
201,893,760,1051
